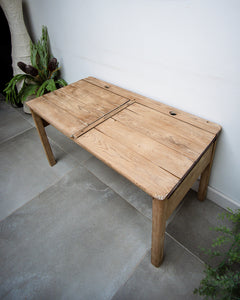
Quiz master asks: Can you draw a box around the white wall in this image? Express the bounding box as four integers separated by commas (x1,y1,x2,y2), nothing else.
23,0,240,207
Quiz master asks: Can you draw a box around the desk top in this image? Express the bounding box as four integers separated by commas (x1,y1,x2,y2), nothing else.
27,77,221,200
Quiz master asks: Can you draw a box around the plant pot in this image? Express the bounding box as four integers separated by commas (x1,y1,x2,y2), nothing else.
23,95,35,114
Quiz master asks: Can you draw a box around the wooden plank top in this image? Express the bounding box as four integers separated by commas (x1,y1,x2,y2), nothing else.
84,77,222,136
27,80,130,138
27,77,221,200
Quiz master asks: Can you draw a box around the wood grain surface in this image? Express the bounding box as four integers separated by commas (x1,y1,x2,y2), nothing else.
76,128,179,200
28,77,221,200
96,118,192,178
27,79,130,138
84,77,222,136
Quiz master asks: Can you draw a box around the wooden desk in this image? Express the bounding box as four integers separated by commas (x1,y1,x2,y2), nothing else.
27,77,221,267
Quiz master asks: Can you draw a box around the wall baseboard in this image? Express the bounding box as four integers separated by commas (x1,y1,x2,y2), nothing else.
191,180,240,211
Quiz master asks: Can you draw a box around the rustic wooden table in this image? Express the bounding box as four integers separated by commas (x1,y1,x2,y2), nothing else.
27,77,221,267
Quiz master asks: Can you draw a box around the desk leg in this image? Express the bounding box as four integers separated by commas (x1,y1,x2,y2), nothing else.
151,198,167,267
198,141,217,201
31,110,56,167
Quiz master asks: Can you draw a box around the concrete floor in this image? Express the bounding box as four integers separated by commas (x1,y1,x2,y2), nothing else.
0,99,228,299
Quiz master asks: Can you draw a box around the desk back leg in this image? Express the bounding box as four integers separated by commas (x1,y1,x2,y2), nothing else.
30,109,56,167
198,140,217,201
151,198,167,267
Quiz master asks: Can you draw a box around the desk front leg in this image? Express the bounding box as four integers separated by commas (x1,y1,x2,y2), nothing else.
30,109,56,167
151,198,167,267
150,143,215,267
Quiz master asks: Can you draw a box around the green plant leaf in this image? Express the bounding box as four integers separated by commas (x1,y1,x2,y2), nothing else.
56,78,68,87
30,26,50,81
37,78,57,97
194,209,240,300
5,25,68,105
46,78,57,92
49,68,60,79
36,80,49,97
18,83,39,102
3,74,33,103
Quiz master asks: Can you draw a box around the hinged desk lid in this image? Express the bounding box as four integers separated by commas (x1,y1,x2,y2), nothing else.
27,79,131,138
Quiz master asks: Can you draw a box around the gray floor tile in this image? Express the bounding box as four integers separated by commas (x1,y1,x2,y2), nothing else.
12,105,92,163
14,106,35,126
112,235,204,300
84,156,152,219
84,157,187,225
0,94,230,300
0,167,151,300
166,190,231,264
0,128,80,221
46,125,93,163
0,101,33,144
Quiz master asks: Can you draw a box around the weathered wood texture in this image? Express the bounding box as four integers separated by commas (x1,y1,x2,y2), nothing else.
27,80,130,138
27,77,221,268
76,128,179,200
83,77,222,136
28,77,221,200
166,143,214,219
151,198,168,267
30,109,56,167
72,100,134,139
198,140,218,201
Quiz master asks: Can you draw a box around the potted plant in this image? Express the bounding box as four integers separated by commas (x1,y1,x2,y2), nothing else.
4,26,67,113
194,208,240,299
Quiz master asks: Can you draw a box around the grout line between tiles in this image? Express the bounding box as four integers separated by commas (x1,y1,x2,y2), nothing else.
82,164,153,222
76,162,205,269
82,159,190,226
165,232,205,265
0,163,82,223
40,132,153,223
13,107,35,125
0,127,34,145
47,135,92,166
110,248,151,300
0,110,205,268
